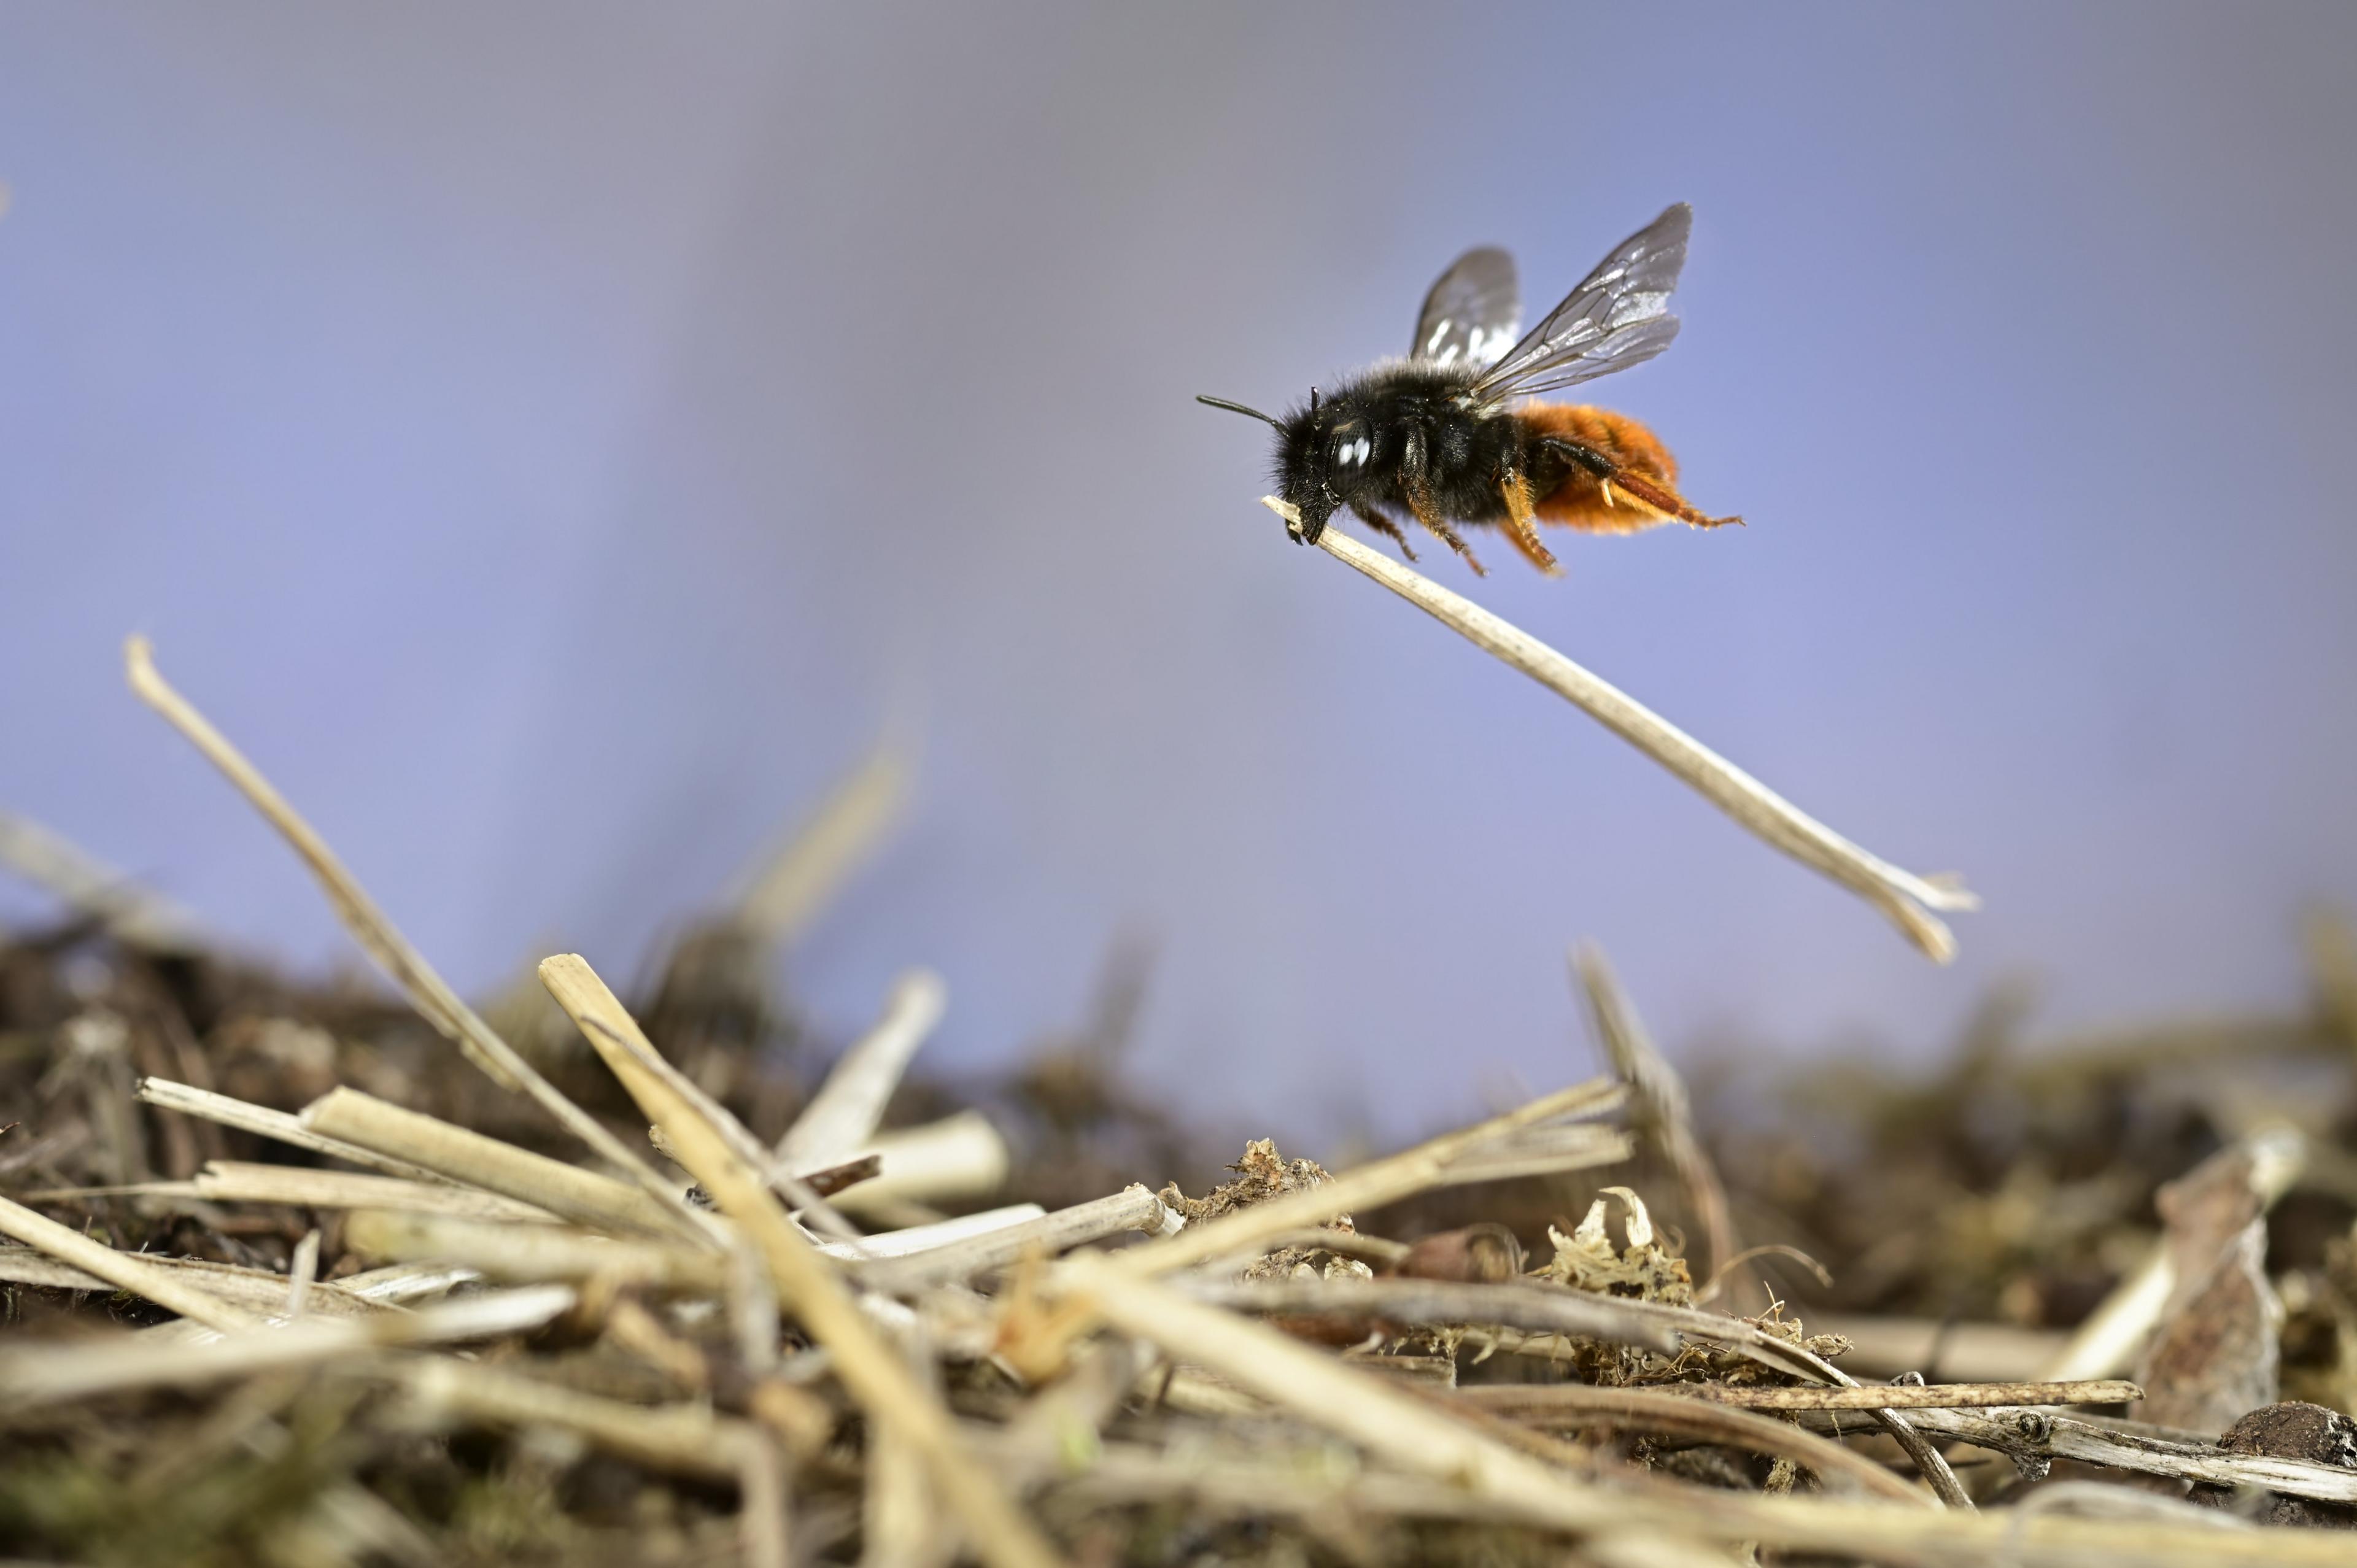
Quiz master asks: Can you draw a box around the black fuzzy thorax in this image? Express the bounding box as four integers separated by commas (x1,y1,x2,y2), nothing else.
1271,361,1566,543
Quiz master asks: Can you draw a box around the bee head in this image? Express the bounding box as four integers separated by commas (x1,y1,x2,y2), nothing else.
1197,389,1337,546
1268,387,1358,546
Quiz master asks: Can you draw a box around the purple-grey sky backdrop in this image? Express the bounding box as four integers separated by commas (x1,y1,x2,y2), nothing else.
4,5,2353,1138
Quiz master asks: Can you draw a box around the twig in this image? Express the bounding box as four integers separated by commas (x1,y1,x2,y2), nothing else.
1791,1405,2357,1506
1113,1077,1625,1278
1267,499,1976,961
302,1089,683,1237
536,953,1067,1568
122,636,705,1240
137,1076,446,1183
1452,1384,1932,1505
1573,943,1737,1283
0,1192,258,1332
1664,1378,2142,1410
773,968,946,1168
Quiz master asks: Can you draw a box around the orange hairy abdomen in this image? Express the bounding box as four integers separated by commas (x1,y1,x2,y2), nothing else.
1522,403,1685,535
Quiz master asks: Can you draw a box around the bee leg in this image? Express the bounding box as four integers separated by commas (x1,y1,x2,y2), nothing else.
1538,436,1743,529
1405,492,1485,576
1350,505,1418,562
1399,421,1485,576
1496,472,1563,576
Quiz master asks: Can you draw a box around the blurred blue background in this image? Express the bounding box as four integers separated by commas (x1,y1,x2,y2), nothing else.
4,4,2353,1137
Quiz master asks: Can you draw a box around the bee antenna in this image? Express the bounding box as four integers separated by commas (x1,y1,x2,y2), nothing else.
1195,394,1282,428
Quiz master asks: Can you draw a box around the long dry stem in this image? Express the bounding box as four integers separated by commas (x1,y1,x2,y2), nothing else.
1267,499,1976,960
1573,943,1738,1283
136,1076,444,1183
122,636,706,1240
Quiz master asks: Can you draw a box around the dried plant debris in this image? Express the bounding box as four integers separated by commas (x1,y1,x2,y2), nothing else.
6,710,2357,1564
2135,1133,2301,1434
1160,1139,1371,1283
2186,1401,2357,1527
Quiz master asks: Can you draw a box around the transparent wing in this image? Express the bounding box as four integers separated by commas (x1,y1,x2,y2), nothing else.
1468,204,1691,403
1409,246,1520,369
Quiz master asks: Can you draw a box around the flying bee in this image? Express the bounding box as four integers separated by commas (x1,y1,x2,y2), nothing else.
1199,203,1738,576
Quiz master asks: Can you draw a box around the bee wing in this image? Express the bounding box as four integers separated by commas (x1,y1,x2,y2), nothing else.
1467,204,1690,404
1409,246,1520,369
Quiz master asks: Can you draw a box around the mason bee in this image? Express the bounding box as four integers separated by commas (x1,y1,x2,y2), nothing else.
1199,203,1738,576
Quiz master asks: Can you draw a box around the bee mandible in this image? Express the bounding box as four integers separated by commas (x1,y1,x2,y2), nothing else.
1199,203,1738,576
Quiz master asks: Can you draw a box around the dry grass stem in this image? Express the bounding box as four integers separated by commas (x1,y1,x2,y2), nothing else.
122,636,700,1234
1573,943,1738,1283
0,1246,385,1318
855,1184,1178,1295
1266,498,1977,961
398,1358,757,1483
1416,1121,1633,1185
732,740,912,945
774,967,947,1168
537,952,1068,1568
0,1191,258,1332
301,1087,683,1237
0,1285,578,1407
181,1161,558,1222
831,1110,1015,1219
816,1203,1046,1263
136,1075,446,1183
0,806,209,951
343,1209,727,1292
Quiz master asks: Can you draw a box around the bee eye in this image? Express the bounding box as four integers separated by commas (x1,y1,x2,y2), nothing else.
1332,433,1372,469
